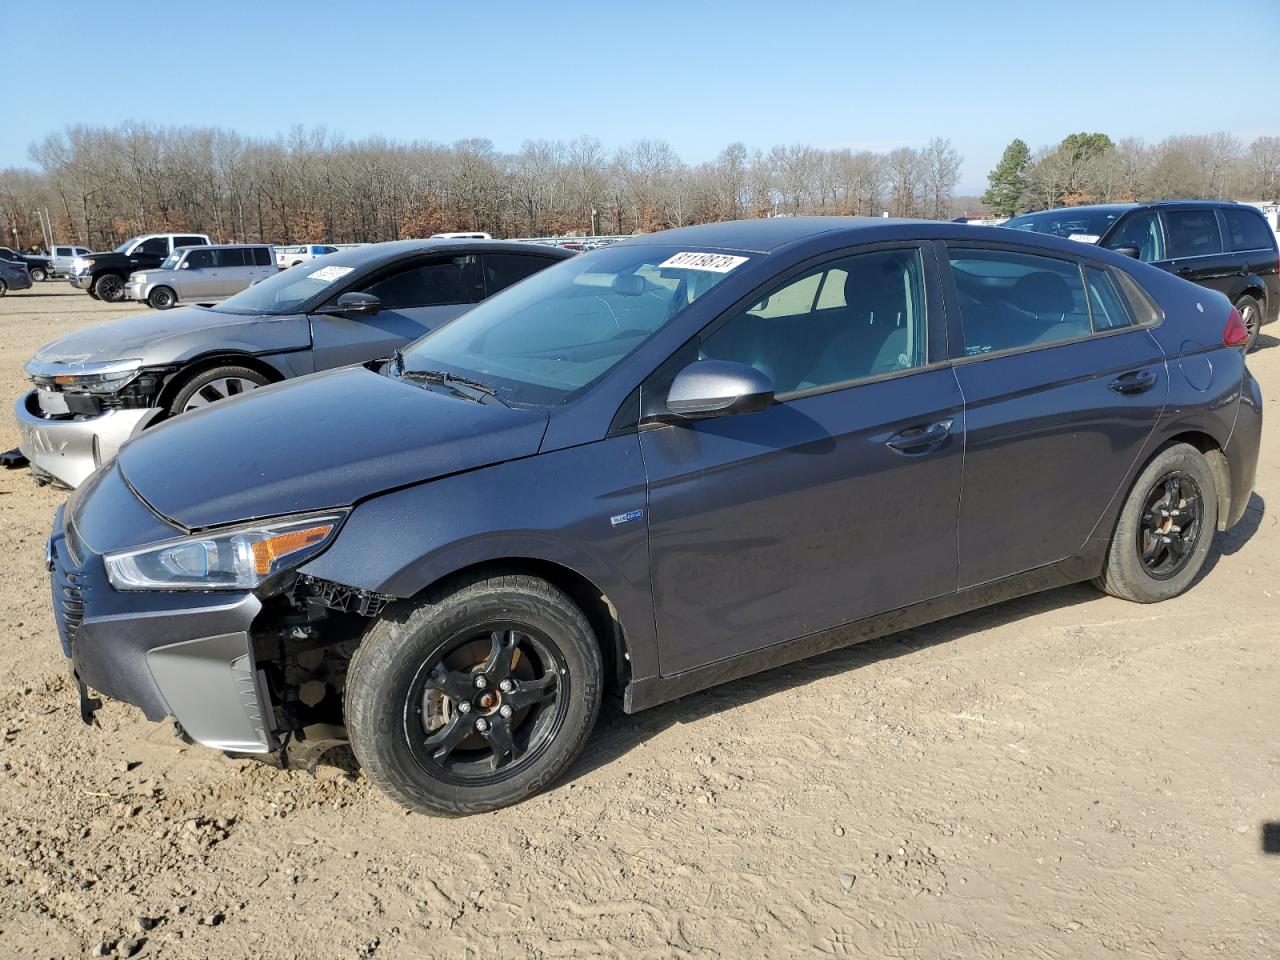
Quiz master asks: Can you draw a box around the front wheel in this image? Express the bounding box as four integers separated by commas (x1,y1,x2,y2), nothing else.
167,364,270,416
0,279,7,297
92,273,125,302
1235,294,1263,353
345,573,603,815
148,286,177,310
29,266,47,282
1094,443,1218,603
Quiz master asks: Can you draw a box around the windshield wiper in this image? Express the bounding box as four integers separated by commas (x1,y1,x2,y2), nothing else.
397,366,506,406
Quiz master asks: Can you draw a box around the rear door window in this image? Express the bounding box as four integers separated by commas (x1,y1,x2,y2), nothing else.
947,248,1091,355
484,253,556,295
215,248,248,268
1163,210,1222,258
176,235,206,249
1220,208,1277,252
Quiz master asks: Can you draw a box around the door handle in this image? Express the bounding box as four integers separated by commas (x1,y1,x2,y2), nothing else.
1175,266,1193,276
1109,370,1157,395
886,419,953,453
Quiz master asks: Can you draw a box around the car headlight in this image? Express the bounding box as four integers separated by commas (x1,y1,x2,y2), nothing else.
132,273,146,283
104,512,346,591
25,357,145,394
73,257,94,271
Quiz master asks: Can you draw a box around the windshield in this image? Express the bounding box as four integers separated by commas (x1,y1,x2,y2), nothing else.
160,251,183,270
1002,209,1125,241
211,259,357,316
399,245,746,406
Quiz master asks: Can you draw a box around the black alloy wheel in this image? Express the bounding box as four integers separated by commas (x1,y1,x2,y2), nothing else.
1137,471,1204,580
404,625,566,785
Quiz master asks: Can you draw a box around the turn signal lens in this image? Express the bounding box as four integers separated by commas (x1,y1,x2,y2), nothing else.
1223,307,1250,348
250,524,335,576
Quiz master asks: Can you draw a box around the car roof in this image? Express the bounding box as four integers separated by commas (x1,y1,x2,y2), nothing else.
612,216,1152,260
1014,199,1261,218
311,238,574,268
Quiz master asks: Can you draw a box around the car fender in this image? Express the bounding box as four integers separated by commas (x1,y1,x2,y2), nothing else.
297,434,660,680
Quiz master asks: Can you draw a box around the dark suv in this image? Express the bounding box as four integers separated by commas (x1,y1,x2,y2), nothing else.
1002,201,1279,350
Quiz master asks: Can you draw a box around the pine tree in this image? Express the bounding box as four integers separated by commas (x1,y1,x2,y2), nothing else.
982,139,1031,217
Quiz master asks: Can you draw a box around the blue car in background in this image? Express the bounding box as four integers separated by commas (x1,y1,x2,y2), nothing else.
51,217,1261,814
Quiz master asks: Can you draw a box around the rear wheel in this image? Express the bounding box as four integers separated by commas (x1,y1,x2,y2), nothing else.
148,286,177,310
167,364,270,416
1094,443,1218,603
1235,294,1263,353
0,279,7,297
345,573,603,815
92,273,125,302
29,266,47,282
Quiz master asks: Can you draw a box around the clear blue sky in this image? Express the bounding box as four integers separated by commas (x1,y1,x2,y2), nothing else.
5,0,1277,193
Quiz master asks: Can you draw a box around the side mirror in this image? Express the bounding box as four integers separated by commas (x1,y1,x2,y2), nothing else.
321,292,381,316
1109,245,1141,259
666,359,774,419
179,261,192,270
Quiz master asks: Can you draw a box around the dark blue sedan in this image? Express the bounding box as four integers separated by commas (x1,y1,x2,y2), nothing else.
52,217,1262,814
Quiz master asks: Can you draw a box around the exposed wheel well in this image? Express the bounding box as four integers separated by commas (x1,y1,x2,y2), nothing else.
152,354,286,419
1159,432,1231,531
413,559,630,694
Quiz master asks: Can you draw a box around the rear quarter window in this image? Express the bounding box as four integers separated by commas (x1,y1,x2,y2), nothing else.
1221,208,1277,253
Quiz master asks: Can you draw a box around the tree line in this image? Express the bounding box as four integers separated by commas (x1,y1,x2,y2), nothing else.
982,132,1280,218
0,123,962,250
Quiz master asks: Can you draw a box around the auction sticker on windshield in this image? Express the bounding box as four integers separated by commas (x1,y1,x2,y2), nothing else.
306,265,354,283
658,252,749,273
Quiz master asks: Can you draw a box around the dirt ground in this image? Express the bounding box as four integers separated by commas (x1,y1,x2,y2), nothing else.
0,285,1276,960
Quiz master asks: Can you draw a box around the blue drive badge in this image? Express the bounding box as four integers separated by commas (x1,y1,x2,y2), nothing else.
610,509,644,527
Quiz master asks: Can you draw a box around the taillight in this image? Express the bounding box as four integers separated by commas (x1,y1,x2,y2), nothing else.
1223,307,1250,348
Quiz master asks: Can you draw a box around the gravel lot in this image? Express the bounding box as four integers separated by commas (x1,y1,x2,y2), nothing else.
0,285,1277,959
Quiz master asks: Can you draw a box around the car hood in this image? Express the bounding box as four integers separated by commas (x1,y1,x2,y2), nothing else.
116,367,550,530
28,305,306,368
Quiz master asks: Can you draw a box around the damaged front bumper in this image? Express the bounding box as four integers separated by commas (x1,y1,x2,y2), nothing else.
15,388,161,488
49,499,277,754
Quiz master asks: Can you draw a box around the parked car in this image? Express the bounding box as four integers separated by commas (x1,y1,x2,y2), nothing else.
0,247,54,281
125,244,278,309
49,243,94,277
1002,200,1279,350
0,257,32,295
275,244,338,268
17,240,571,487
69,233,213,302
47,218,1261,815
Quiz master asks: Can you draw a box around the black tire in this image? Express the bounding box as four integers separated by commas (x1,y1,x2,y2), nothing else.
92,272,125,302
166,364,271,416
345,573,603,815
148,286,177,310
1094,443,1218,603
1236,294,1263,353
29,266,47,282
0,279,7,297
86,287,100,300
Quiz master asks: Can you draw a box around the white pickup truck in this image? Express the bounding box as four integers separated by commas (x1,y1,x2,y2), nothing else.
275,243,338,268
